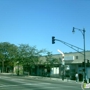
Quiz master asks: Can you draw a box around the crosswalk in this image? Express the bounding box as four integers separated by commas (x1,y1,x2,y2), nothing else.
0,76,82,90
0,76,57,90
0,76,51,85
0,84,18,87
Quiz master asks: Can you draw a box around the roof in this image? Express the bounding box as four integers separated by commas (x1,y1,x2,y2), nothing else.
39,51,90,64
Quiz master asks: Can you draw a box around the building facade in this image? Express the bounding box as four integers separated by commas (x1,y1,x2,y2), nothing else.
38,51,90,81
0,51,90,81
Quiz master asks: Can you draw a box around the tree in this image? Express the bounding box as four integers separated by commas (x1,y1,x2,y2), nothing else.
44,51,59,77
0,42,18,73
16,44,46,75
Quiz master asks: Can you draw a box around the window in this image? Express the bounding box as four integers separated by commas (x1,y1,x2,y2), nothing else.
78,64,82,67
76,56,78,59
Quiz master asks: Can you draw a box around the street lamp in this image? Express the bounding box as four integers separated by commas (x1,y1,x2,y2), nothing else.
72,27,86,83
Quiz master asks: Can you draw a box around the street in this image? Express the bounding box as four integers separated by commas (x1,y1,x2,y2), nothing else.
0,75,84,90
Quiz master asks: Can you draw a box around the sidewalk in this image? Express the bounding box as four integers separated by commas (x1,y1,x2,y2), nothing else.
0,73,81,84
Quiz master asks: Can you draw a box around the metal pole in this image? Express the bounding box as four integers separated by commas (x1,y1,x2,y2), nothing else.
63,64,65,80
17,61,19,76
62,57,65,80
72,27,86,83
83,29,86,82
18,63,19,76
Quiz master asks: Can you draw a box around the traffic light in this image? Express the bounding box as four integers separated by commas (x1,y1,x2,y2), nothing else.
52,36,55,44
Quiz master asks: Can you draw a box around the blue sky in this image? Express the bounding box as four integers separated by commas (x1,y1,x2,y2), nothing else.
0,0,90,54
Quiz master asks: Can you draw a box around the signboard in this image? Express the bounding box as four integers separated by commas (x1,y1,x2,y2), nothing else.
64,56,74,61
65,65,70,70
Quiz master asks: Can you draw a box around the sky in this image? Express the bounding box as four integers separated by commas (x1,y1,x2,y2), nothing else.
0,0,90,54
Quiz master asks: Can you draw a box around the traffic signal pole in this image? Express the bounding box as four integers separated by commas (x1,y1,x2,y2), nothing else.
52,36,87,83
52,36,84,55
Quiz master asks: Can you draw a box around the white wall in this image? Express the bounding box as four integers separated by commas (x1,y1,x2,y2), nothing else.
51,67,59,75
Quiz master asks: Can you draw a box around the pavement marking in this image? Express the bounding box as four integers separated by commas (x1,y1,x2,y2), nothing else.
81,82,84,90
0,75,82,90
23,83,37,85
0,76,52,85
0,76,52,88
39,82,51,85
0,85,18,87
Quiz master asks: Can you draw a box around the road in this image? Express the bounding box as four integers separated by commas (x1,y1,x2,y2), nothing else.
0,75,85,90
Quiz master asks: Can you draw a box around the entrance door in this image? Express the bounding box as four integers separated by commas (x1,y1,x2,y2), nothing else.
79,73,83,81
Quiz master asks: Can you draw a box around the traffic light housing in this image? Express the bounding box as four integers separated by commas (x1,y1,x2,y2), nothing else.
52,36,55,44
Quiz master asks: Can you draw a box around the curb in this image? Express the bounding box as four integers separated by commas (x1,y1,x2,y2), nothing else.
24,76,81,84
0,73,81,84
